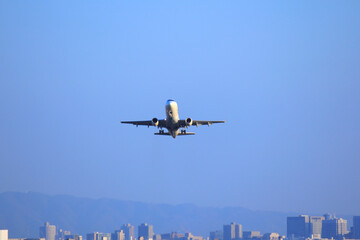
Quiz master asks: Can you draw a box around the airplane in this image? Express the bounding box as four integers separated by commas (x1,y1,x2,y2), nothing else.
121,99,225,138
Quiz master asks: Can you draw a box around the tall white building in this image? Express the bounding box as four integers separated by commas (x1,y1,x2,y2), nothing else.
138,223,153,240
0,230,8,240
112,230,125,240
86,233,111,240
121,224,135,240
40,222,56,240
223,223,242,240
322,217,348,238
309,216,324,238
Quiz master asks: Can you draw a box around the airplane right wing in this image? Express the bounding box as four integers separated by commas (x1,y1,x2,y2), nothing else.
178,120,225,128
192,120,225,126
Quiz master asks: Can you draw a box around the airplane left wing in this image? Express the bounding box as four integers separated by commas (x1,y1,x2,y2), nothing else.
121,119,166,128
178,120,225,128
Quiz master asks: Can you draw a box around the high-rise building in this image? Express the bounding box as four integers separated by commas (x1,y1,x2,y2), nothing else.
309,216,324,238
0,230,8,240
182,233,203,240
138,224,153,240
322,217,347,239
354,216,360,239
210,231,223,240
86,233,111,240
74,235,82,240
58,229,72,240
223,223,242,240
160,232,202,240
40,222,56,240
242,232,260,239
64,235,82,240
112,231,125,240
161,233,184,240
86,233,96,240
121,224,135,240
262,233,279,240
287,215,310,239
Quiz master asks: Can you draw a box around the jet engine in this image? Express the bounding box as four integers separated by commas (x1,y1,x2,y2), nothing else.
185,117,193,126
152,118,159,126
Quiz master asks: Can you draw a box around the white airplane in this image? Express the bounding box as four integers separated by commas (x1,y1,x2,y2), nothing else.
121,99,225,138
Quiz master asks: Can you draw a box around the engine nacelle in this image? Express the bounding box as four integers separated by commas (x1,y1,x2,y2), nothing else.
152,118,159,126
185,117,193,126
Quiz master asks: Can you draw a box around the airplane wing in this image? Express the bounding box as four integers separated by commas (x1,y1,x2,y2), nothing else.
121,119,167,128
178,120,225,128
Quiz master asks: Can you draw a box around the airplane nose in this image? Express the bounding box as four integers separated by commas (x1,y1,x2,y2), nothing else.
166,99,176,106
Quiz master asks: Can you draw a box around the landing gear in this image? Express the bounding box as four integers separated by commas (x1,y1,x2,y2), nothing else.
159,130,165,134
181,129,186,134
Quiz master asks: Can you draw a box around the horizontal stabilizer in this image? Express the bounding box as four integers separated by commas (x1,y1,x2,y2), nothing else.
154,132,195,136
177,132,195,136
154,132,171,136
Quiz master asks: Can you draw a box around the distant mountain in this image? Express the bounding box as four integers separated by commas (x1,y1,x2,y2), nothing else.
0,192,290,238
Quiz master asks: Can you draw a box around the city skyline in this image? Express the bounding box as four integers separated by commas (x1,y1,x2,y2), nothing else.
1,192,360,239
2,214,360,240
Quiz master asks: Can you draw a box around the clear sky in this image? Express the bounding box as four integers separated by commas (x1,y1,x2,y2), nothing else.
1,1,360,215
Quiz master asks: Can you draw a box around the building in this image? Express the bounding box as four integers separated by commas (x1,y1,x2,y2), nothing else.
58,229,72,240
223,223,242,240
243,232,261,239
10,238,45,240
40,222,57,240
0,230,8,240
322,217,348,239
354,216,360,239
64,235,82,240
161,233,184,240
138,224,153,240
262,233,279,240
287,215,310,239
159,233,202,240
112,231,125,240
209,231,223,240
180,233,203,240
309,216,324,239
121,224,135,240
86,233,111,240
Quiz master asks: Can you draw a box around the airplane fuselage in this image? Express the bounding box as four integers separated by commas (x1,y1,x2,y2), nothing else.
165,99,180,138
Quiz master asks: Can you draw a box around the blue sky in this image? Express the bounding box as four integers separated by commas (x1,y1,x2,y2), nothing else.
1,1,360,215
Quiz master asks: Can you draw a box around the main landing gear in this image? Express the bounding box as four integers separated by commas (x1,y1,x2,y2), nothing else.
180,129,186,134
159,130,165,134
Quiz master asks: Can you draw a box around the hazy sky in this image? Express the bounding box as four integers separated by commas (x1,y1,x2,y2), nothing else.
1,1,360,215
